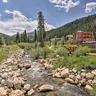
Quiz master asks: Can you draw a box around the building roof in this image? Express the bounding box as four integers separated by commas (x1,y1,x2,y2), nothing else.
77,30,83,32
66,35,73,37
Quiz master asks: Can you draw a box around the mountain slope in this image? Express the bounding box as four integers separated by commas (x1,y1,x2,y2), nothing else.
0,33,11,40
46,14,96,40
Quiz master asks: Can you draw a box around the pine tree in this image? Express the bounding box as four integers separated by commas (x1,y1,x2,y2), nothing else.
16,32,20,43
34,29,37,42
27,36,30,43
54,36,57,46
23,30,28,42
0,35,5,47
21,34,24,42
62,36,65,45
37,11,45,47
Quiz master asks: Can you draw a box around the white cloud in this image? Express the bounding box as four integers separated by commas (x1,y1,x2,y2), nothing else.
2,0,8,3
0,10,55,36
49,0,80,12
3,10,11,14
85,2,96,13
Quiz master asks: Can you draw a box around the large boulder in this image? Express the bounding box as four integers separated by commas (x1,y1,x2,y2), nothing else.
39,84,54,92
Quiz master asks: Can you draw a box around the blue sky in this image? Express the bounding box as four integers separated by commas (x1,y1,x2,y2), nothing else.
0,0,96,35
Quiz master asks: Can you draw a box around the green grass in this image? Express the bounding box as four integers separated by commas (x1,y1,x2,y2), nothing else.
0,45,20,63
90,85,96,96
52,55,96,70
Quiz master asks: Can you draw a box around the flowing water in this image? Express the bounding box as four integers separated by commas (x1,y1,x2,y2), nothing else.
21,54,91,96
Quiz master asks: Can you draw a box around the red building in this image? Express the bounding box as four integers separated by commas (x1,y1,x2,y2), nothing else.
73,31,95,42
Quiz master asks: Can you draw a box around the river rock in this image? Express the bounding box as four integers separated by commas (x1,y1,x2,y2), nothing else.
39,84,54,92
65,78,74,84
7,79,13,88
74,79,79,84
24,63,31,69
9,90,24,96
24,84,31,91
91,70,96,76
27,89,34,95
80,79,86,86
1,72,8,79
85,85,93,90
86,73,94,79
87,80,93,85
13,78,22,89
69,74,75,80
92,79,96,84
72,68,77,73
0,88,7,96
6,58,12,63
1,79,6,86
76,74,81,80
81,73,86,78
18,64,24,69
39,59,44,64
53,72,61,78
44,63,53,69
61,69,70,78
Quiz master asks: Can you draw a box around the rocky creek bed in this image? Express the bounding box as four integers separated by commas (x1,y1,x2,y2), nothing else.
0,49,93,96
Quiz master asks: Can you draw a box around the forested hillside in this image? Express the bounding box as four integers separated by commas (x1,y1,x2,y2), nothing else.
46,14,96,40
0,33,11,41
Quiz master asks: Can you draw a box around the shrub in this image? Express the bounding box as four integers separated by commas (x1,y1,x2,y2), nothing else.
65,44,77,54
56,47,68,56
31,46,55,59
90,48,96,53
18,43,34,50
74,46,90,57
31,47,44,59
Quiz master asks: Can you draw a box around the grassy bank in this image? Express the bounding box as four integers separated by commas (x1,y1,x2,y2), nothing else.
17,43,96,71
0,45,20,63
